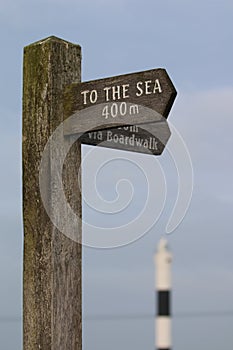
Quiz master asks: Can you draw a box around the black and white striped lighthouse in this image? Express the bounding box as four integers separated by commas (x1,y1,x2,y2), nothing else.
154,238,172,350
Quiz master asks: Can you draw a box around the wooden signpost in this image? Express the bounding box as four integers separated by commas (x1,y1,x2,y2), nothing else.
23,36,176,349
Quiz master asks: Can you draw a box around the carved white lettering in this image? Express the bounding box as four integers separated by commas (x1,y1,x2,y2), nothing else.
102,102,139,119
153,79,162,93
81,90,89,105
136,79,162,96
112,85,121,100
145,80,152,95
119,135,125,144
88,131,103,140
107,130,113,141
118,125,139,133
129,104,139,114
103,87,111,101
111,103,118,118
90,90,98,104
82,77,162,106
125,136,129,145
81,89,98,104
119,102,127,116
105,130,159,151
122,84,130,99
136,81,143,96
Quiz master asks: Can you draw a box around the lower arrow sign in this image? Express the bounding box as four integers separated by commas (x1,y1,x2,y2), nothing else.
80,121,171,156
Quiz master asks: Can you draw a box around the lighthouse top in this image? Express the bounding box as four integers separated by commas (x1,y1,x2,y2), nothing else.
157,237,170,252
155,237,172,265
154,238,172,290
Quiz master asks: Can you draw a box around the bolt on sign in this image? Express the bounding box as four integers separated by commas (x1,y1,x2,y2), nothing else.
63,68,177,155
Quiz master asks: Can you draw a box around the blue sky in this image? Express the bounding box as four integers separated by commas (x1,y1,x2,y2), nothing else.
0,0,233,349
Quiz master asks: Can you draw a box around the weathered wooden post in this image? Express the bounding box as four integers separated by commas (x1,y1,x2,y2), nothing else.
22,36,82,349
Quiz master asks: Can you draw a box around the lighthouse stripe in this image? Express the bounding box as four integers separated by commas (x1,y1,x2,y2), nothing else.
156,317,171,348
155,239,172,350
157,291,170,316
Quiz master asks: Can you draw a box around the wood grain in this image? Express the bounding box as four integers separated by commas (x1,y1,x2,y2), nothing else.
23,36,82,350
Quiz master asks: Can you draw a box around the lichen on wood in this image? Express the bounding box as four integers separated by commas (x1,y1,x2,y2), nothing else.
23,36,82,350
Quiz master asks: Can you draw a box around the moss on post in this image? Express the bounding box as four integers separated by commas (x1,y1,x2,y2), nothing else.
23,36,82,349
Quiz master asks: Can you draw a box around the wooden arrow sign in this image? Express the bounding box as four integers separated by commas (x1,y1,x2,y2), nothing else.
63,68,176,155
80,121,171,155
63,68,177,136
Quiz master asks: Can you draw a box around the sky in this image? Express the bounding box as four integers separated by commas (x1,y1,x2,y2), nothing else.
0,0,233,349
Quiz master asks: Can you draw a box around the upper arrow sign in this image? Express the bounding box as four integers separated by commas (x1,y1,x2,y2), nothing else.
63,68,177,136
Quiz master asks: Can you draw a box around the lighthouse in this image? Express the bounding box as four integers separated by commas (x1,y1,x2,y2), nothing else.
154,238,172,350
